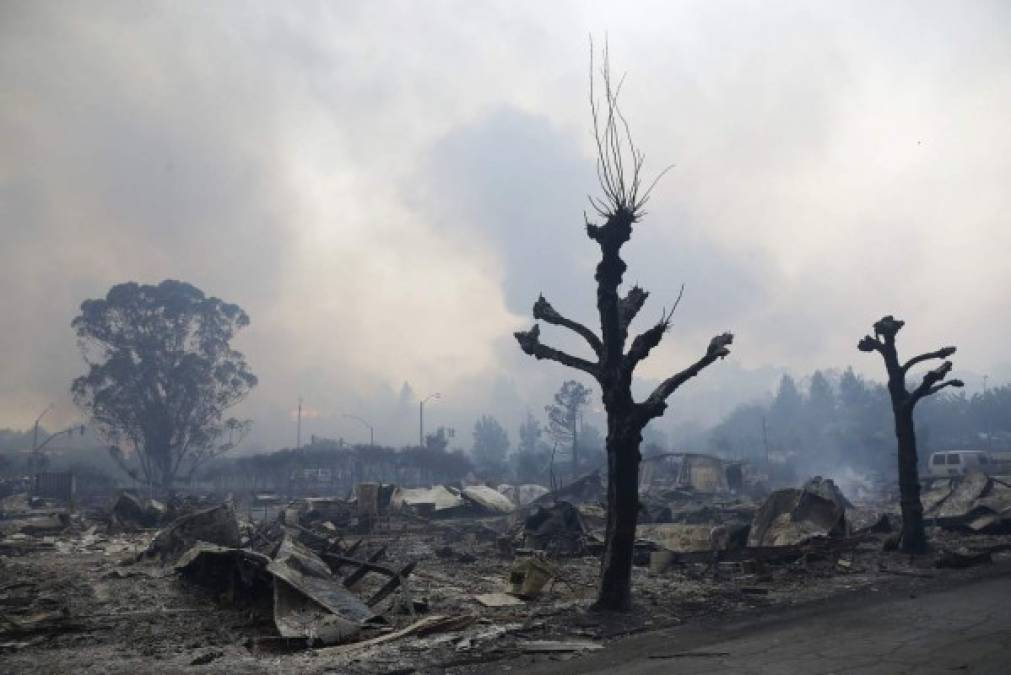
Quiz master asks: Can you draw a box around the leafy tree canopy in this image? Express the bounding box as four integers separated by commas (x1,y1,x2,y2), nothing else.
71,280,256,489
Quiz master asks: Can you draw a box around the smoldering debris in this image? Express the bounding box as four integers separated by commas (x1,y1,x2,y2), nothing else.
3,465,1011,672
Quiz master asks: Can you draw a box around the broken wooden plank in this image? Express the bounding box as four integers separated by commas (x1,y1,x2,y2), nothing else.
474,592,525,608
521,640,603,653
649,651,730,659
315,614,476,655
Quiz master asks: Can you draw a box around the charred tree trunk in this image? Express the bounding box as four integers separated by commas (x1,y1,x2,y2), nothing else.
514,40,734,611
859,315,962,555
596,420,641,610
893,405,926,553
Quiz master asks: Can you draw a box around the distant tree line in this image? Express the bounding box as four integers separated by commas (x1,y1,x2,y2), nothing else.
202,437,474,495
469,380,605,487
706,368,1011,473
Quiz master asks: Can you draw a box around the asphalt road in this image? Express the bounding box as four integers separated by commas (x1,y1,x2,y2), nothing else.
518,573,1011,674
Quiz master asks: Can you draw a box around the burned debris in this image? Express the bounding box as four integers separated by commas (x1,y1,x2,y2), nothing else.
4,445,1011,672
3,14,1011,674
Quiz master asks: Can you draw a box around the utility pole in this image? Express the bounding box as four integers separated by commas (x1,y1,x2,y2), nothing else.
983,375,993,453
419,392,441,447
761,416,770,468
296,397,303,450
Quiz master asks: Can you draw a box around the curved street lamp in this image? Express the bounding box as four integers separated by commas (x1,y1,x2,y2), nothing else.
30,423,86,474
342,414,375,448
419,392,441,447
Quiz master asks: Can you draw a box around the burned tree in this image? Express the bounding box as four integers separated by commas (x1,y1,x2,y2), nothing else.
514,45,733,611
858,315,963,553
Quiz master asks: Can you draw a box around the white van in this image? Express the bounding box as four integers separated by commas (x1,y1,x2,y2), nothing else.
927,450,991,478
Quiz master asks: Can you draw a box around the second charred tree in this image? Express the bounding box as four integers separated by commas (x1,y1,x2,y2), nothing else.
858,315,963,554
514,45,733,611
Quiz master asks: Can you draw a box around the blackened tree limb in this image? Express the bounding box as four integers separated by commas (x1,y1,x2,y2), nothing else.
625,321,667,374
624,285,684,374
924,380,965,397
618,285,649,331
514,324,600,379
911,361,963,402
857,335,884,354
591,210,635,367
638,333,733,420
533,295,602,357
902,346,957,374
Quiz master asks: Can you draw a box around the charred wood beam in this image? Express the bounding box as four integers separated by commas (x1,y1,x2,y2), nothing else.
322,553,398,578
514,324,600,379
638,333,734,421
288,522,335,552
533,295,602,357
341,545,386,589
366,560,417,608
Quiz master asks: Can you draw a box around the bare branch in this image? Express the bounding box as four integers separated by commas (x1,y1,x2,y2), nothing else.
514,324,600,379
533,294,602,357
587,35,670,220
902,346,957,373
638,332,733,420
927,379,964,397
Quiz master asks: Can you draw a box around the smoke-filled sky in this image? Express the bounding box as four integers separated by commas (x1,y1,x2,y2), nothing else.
2,1,1010,450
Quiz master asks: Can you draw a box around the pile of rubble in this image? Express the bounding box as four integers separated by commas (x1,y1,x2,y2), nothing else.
924,471,1011,534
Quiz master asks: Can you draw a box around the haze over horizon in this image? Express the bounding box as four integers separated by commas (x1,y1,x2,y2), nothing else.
3,1,1010,451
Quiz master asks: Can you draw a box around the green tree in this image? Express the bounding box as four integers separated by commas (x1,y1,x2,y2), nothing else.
769,374,803,454
513,412,550,483
517,412,543,456
71,280,256,489
472,415,510,475
807,371,836,425
545,380,592,480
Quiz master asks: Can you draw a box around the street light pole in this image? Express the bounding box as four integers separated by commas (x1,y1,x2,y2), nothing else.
342,414,375,447
419,393,441,447
296,397,303,450
31,403,54,455
30,423,85,475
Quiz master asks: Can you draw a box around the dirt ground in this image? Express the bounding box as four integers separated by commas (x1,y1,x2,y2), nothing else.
2,508,1010,674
